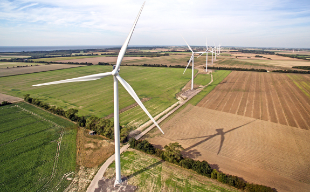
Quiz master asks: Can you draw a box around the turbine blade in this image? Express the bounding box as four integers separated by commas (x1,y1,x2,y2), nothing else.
116,75,164,134
114,2,145,72
181,36,193,52
183,55,193,74
197,52,204,58
32,72,113,86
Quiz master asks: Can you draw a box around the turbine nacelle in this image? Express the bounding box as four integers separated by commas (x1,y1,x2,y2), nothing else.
112,65,120,76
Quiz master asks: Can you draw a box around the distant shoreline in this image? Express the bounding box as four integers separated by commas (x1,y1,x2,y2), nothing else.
0,46,119,53
0,45,174,53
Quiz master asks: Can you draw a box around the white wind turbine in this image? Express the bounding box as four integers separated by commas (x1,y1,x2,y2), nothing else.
182,37,205,90
197,38,210,72
214,43,217,61
32,2,164,186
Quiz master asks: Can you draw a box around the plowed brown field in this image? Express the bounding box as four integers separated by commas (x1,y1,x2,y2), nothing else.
147,104,310,192
197,71,310,130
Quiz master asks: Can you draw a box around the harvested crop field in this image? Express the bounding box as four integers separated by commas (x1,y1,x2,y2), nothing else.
197,71,310,130
55,56,145,64
146,104,310,192
0,62,42,69
0,64,82,77
213,52,310,71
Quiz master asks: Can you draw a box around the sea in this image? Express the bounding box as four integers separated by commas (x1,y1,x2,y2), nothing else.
0,46,119,53
0,45,164,53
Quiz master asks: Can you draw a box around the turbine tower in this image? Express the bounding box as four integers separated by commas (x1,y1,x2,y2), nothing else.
32,2,164,186
197,38,210,72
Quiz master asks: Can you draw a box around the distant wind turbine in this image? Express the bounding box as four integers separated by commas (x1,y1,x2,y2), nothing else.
182,37,206,90
197,38,210,72
32,2,164,186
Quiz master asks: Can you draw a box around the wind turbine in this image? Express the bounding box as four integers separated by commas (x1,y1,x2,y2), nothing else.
197,38,210,72
32,2,164,186
214,43,217,61
182,37,205,90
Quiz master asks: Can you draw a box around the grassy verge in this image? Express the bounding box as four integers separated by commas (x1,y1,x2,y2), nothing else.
0,102,76,192
105,150,239,192
194,73,212,86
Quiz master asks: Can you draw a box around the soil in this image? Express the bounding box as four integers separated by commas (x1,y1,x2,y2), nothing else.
65,128,115,192
197,71,310,130
0,93,23,103
146,104,310,192
76,128,114,168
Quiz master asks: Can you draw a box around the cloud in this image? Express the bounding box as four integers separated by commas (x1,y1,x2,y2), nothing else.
0,0,309,47
17,3,38,11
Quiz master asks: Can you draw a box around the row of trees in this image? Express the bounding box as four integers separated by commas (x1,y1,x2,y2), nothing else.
129,138,274,192
24,94,86,126
23,94,132,142
272,69,310,74
241,50,275,55
292,66,310,70
207,66,267,72
276,53,310,60
85,116,131,142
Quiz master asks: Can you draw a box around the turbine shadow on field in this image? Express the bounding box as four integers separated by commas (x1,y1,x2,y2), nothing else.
182,149,202,158
179,120,256,155
128,160,164,179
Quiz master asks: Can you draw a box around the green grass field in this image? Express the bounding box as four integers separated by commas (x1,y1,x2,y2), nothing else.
217,58,270,67
0,65,193,126
0,102,76,192
105,150,238,192
194,73,212,86
156,70,231,127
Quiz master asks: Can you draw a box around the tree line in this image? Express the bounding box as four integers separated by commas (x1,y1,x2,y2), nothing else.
276,53,310,61
292,66,310,70
23,94,131,142
240,50,275,55
99,62,186,68
129,138,275,192
207,66,267,72
0,101,11,107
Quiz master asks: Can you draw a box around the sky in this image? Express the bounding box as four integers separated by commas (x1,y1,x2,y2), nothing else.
0,0,310,48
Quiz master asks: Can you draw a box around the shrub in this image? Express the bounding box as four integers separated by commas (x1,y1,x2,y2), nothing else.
211,169,218,179
0,101,11,106
179,158,195,169
245,183,274,192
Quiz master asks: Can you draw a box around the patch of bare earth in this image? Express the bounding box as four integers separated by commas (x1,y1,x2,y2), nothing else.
146,104,310,192
198,71,310,130
0,64,82,77
0,93,23,103
65,128,114,192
